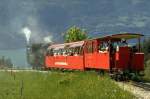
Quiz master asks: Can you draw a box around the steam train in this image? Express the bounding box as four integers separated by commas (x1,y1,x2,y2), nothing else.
27,43,50,69
44,33,144,79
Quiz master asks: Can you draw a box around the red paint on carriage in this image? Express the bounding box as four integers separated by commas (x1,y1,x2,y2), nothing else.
115,46,130,70
45,33,145,74
84,52,110,70
45,56,84,70
131,53,144,70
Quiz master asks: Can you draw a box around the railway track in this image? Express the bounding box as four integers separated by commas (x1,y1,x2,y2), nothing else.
117,81,150,99
131,81,150,91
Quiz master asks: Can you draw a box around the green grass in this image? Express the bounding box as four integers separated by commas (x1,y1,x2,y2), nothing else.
0,71,134,99
144,60,150,81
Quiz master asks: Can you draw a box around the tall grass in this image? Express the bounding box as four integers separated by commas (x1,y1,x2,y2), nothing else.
144,60,150,81
0,71,134,99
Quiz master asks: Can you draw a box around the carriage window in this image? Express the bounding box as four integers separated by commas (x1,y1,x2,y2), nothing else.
74,47,83,56
99,42,108,52
47,44,84,56
53,50,58,56
46,49,54,56
59,49,63,55
79,47,83,55
87,42,93,53
63,47,82,56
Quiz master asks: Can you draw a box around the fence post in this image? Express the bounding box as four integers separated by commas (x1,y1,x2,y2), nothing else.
20,80,24,99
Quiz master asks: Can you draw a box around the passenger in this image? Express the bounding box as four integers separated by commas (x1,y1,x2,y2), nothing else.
74,52,78,56
99,42,108,53
63,51,67,56
67,53,70,56
100,46,106,51
108,41,113,51
105,46,109,51
121,39,128,46
132,46,138,52
58,52,61,56
68,50,73,56
54,53,57,56
116,45,119,52
100,43,107,52
63,52,65,56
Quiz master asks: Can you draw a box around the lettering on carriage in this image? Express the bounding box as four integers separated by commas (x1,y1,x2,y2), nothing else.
55,62,68,65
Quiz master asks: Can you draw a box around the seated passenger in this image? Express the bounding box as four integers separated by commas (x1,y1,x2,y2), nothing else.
74,52,78,56
58,52,61,56
63,52,67,56
99,47,108,53
116,45,119,52
105,46,109,51
99,43,108,53
54,53,57,56
68,50,73,56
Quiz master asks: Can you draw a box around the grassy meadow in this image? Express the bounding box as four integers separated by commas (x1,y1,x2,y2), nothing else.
144,60,150,81
0,71,134,99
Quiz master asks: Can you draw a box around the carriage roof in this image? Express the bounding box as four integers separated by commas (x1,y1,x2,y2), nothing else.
48,41,84,50
95,33,144,41
48,33,144,50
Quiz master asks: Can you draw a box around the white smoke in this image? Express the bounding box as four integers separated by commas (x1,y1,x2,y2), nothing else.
22,27,31,44
43,36,52,43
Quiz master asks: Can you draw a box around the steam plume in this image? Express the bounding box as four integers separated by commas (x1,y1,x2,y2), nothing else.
22,27,31,44
43,36,52,43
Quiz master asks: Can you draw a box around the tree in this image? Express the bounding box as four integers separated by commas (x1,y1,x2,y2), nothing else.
142,38,150,61
64,26,87,43
143,38,150,54
0,56,13,69
5,58,13,68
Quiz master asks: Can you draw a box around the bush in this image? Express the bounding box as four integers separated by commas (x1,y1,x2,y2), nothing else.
0,56,13,69
141,38,150,81
142,38,150,61
144,60,150,81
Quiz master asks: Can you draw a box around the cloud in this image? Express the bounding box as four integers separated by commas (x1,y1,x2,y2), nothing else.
118,15,150,28
132,20,146,27
131,15,149,28
43,35,53,43
118,16,129,22
115,23,126,27
131,0,143,5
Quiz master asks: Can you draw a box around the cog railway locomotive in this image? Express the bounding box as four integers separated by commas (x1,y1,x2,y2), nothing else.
45,33,144,78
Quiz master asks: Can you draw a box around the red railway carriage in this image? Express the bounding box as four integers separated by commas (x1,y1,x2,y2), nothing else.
45,41,85,70
45,33,144,75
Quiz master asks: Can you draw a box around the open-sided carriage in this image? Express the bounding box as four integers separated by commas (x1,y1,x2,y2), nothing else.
45,33,144,79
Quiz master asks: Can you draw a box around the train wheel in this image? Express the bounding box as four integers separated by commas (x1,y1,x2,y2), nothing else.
98,70,105,76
